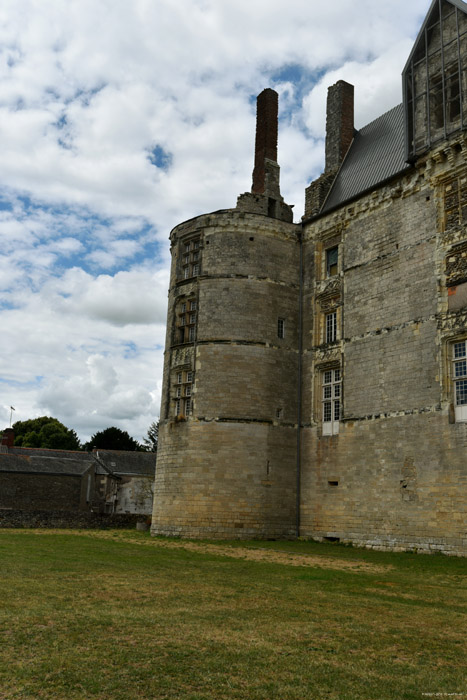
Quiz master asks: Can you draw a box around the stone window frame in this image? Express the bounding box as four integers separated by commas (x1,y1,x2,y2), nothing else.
451,338,467,422
325,310,337,343
179,235,201,281
322,367,341,436
326,245,339,277
174,293,198,346
313,358,342,437
173,368,194,418
317,232,342,282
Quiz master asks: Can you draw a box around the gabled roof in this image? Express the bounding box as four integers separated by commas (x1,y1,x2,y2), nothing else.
403,0,467,75
93,449,156,476
0,444,156,477
322,104,410,213
0,452,93,476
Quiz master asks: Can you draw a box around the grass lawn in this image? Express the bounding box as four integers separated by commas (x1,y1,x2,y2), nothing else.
0,530,465,700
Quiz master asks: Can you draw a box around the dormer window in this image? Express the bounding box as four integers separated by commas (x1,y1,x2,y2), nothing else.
403,0,467,160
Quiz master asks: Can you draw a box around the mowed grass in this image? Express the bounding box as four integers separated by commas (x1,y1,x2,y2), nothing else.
0,530,465,700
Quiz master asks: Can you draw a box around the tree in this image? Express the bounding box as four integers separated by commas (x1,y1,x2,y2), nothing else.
142,421,159,453
83,426,142,451
12,416,81,451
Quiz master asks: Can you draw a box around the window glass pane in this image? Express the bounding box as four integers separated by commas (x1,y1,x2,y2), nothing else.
324,370,332,384
323,386,332,399
190,301,197,310
334,400,340,421
326,246,338,276
323,402,332,422
334,384,340,398
177,373,182,383
186,372,193,382
454,341,466,358
185,398,191,413
326,312,336,343
456,379,467,405
334,368,341,382
455,360,467,378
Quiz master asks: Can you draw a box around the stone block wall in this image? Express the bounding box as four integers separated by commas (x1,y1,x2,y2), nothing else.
152,208,300,538
300,143,467,555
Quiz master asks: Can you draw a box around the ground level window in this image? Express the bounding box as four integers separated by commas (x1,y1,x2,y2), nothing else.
322,368,341,436
453,340,467,421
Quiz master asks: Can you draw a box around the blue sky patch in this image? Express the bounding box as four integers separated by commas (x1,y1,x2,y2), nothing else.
147,145,172,170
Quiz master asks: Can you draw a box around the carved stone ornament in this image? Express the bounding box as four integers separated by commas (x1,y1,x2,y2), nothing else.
171,346,194,369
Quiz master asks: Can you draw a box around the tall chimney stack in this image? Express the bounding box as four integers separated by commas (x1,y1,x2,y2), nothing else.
236,88,293,222
325,80,354,173
1,428,14,449
252,88,278,194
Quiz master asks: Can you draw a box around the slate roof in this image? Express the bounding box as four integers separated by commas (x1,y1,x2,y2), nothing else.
94,450,156,476
0,452,93,475
322,103,411,214
0,445,155,476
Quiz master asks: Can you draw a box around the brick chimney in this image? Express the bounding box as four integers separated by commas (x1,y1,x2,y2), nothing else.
1,428,14,449
236,88,293,223
252,88,278,194
304,80,354,219
325,80,354,173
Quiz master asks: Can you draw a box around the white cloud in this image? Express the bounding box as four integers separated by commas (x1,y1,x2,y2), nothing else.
0,0,433,441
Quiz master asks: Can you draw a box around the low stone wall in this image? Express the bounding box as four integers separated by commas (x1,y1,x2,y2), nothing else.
0,509,149,529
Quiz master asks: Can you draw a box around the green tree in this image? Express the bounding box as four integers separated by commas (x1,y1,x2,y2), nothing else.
84,426,142,451
13,416,81,450
142,421,159,453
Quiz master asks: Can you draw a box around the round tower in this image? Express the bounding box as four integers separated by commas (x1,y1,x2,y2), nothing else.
152,90,300,538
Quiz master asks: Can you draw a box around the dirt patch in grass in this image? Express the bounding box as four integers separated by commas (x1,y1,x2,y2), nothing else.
27,529,392,573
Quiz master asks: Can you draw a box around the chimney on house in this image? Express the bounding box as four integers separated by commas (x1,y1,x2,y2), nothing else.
236,88,293,222
1,428,14,449
303,80,354,219
252,88,278,194
325,80,354,173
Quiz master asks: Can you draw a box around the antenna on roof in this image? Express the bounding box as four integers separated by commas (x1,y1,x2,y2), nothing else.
9,406,15,427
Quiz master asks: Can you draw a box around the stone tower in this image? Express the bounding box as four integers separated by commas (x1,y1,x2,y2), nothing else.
151,89,300,538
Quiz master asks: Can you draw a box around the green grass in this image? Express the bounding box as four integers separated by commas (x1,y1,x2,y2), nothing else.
0,530,465,700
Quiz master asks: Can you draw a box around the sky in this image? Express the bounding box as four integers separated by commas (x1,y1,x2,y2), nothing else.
0,0,433,444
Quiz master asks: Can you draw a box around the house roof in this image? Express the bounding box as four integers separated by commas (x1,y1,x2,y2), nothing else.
0,451,93,476
94,450,156,476
0,445,155,477
322,103,411,214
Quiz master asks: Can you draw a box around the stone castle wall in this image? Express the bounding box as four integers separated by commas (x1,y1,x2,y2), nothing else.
300,139,467,556
152,209,301,539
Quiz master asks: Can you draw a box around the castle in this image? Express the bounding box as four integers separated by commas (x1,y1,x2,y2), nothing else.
151,0,467,556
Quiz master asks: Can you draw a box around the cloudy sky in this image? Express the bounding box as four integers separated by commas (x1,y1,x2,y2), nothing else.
0,0,433,444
